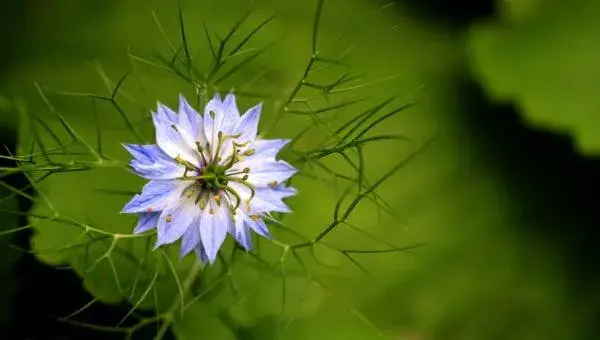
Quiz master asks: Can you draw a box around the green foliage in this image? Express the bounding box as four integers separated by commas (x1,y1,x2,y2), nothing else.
469,0,600,154
2,0,449,338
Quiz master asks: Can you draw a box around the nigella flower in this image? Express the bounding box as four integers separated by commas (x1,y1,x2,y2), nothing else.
121,92,298,263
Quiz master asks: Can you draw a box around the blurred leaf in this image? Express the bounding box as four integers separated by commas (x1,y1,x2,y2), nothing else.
469,0,600,154
172,302,236,340
0,103,22,328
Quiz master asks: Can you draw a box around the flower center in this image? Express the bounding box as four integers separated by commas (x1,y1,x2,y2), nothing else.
176,131,256,212
200,163,228,191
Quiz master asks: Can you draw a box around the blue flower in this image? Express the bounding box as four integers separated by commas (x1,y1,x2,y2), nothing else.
121,93,298,263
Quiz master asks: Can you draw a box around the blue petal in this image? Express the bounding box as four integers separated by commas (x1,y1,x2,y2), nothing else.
194,242,210,263
178,94,206,147
234,158,298,187
203,93,223,152
251,139,289,159
245,215,271,238
232,215,253,250
124,144,184,180
218,92,240,134
179,222,201,258
155,200,201,248
152,113,200,166
121,180,184,214
229,183,296,214
199,204,230,263
156,102,178,122
234,102,262,143
133,212,160,233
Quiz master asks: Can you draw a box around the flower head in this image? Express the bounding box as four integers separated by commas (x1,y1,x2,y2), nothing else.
121,92,298,263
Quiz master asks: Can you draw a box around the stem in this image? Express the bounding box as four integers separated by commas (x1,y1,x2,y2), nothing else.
153,261,202,340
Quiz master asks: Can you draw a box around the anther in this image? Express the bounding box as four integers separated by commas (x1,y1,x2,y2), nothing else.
268,181,278,188
250,215,260,221
166,215,173,223
242,167,250,173
243,149,255,156
242,175,249,180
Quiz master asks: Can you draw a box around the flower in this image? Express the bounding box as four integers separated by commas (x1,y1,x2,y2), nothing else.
121,92,298,263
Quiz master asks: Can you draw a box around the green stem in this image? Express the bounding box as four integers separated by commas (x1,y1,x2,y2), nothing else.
153,261,202,340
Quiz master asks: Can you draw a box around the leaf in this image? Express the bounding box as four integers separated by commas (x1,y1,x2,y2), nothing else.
172,302,236,340
469,0,600,154
0,103,23,328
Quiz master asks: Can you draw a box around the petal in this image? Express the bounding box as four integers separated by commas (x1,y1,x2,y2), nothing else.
203,93,223,151
233,157,298,187
199,203,231,263
121,180,186,214
133,212,160,234
124,144,184,180
153,113,201,166
245,215,271,238
178,95,207,147
234,102,262,143
194,242,210,263
179,219,201,258
156,102,178,123
251,139,289,159
229,183,297,214
232,214,253,250
218,92,241,133
155,199,201,247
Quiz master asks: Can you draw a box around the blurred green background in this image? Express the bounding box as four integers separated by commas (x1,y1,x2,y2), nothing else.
1,0,600,339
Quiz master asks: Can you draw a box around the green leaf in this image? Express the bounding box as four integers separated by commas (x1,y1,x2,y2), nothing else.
172,302,237,340
469,0,600,154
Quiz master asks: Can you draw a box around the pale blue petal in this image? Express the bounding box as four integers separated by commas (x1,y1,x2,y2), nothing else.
133,212,160,234
178,94,206,147
203,93,223,152
121,180,184,213
199,205,230,263
234,102,261,142
218,92,240,134
234,158,298,187
179,218,201,258
155,200,201,247
153,113,200,166
194,242,210,263
245,216,271,238
251,139,289,159
229,183,296,214
124,144,184,180
232,215,252,250
250,187,294,213
156,102,178,122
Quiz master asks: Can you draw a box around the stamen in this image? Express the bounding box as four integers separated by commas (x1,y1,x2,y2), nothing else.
166,215,173,223
195,141,209,165
243,149,255,156
196,192,209,210
250,215,260,221
226,177,256,201
268,181,278,188
221,186,242,211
